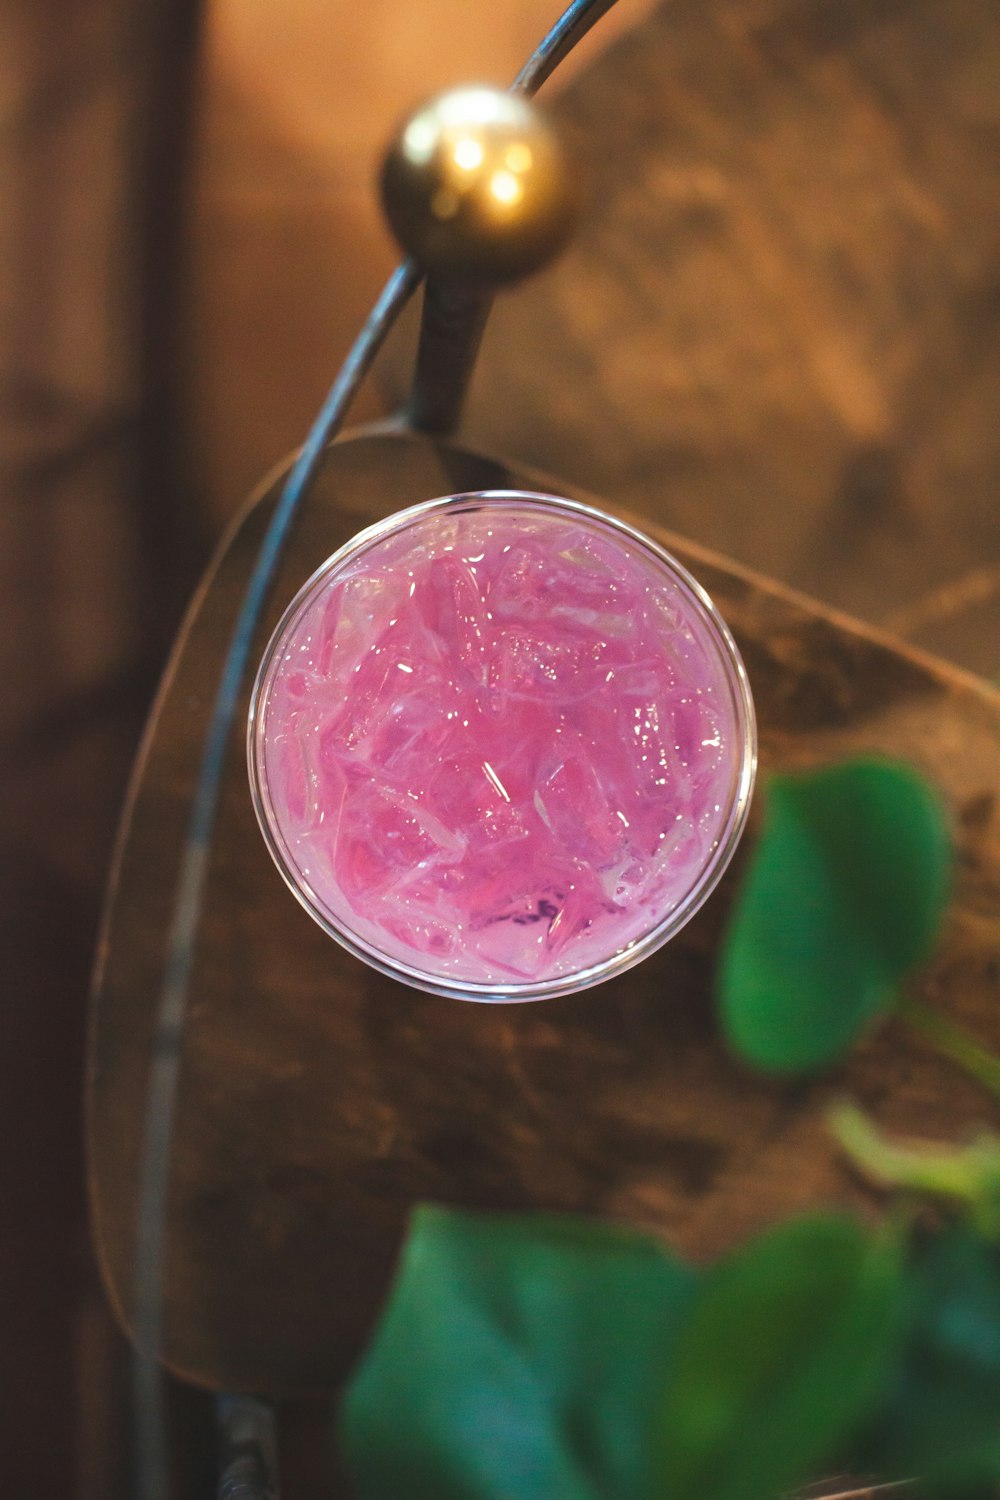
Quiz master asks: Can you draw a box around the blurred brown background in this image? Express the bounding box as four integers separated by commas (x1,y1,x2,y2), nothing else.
1,0,996,1494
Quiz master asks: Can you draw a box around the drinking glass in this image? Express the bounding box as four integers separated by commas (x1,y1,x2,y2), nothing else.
248,490,755,1001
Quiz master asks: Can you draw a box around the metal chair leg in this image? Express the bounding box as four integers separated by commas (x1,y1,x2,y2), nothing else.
216,1395,279,1500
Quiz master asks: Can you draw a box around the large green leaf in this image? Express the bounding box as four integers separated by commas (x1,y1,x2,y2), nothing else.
859,1226,1000,1489
719,758,951,1073
339,1204,700,1500
656,1213,904,1500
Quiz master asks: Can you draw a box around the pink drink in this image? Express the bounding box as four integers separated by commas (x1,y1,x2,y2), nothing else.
249,492,755,1000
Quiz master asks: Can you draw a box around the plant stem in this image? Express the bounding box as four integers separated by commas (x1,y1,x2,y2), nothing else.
899,995,1000,1103
828,1100,1000,1235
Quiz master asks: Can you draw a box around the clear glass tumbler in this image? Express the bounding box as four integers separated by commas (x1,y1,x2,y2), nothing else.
248,490,756,1001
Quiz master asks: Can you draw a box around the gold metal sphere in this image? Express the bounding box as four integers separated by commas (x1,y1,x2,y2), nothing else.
381,85,576,284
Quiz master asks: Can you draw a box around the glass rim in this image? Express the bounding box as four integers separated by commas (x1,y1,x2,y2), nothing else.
247,488,757,1002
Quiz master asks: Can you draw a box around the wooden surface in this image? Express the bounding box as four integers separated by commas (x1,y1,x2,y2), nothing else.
89,428,1000,1395
462,0,1000,676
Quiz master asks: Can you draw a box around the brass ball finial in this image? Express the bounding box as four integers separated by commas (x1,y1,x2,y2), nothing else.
380,85,576,284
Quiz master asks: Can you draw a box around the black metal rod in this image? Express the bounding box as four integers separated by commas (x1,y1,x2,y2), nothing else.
407,281,494,433
512,0,622,96
407,0,621,437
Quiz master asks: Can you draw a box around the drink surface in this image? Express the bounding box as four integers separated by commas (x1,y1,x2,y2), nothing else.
254,500,746,992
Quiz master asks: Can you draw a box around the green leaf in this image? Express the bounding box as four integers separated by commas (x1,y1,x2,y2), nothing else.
860,1226,1000,1489
339,1204,700,1500
656,1213,904,1500
719,757,951,1073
